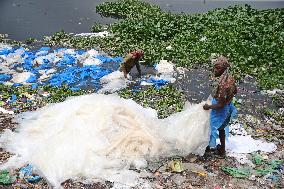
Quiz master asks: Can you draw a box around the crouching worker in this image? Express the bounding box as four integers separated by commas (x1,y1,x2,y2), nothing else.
119,49,144,78
203,56,237,157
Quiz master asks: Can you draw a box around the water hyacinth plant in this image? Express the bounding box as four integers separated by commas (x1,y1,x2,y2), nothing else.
119,85,185,118
46,0,284,90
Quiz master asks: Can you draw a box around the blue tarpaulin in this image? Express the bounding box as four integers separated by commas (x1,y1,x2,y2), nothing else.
0,74,11,81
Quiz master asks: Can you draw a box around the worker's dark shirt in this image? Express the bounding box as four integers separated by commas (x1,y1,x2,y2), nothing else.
119,53,141,74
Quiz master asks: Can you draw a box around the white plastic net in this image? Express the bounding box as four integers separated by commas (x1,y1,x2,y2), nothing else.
0,94,210,188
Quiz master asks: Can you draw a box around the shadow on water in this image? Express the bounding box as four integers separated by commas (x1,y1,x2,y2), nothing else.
1,0,284,41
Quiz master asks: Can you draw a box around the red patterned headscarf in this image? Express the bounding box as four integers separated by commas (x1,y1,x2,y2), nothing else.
213,56,237,104
214,56,230,69
131,49,144,58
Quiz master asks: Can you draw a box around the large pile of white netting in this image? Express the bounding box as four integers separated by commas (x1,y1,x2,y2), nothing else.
0,94,210,188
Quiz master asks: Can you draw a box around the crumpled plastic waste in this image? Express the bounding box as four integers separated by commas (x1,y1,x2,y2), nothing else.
19,164,41,183
183,163,207,176
48,65,112,88
169,160,184,173
0,74,11,82
9,94,17,103
0,107,14,114
141,77,169,89
0,45,124,91
221,166,251,178
252,153,264,165
0,170,16,185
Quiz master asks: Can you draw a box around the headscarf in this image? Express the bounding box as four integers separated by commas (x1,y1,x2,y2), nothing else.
131,49,144,58
214,55,230,70
213,56,237,104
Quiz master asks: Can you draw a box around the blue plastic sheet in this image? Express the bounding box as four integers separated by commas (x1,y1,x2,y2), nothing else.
48,65,112,87
0,74,11,81
142,77,169,89
0,48,13,56
19,164,41,183
31,84,38,89
0,46,128,91
26,74,37,83
38,47,51,52
12,83,23,87
95,55,123,63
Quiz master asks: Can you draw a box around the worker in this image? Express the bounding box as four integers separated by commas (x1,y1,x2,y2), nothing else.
119,49,144,78
203,55,237,157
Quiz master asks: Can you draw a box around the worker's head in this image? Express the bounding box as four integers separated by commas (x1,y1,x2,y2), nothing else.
213,55,230,77
132,49,144,58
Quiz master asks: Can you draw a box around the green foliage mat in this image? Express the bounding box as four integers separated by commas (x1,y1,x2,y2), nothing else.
45,0,284,89
119,85,185,118
0,84,184,118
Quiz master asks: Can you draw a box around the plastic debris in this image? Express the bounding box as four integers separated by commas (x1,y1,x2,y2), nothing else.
0,107,14,114
141,77,168,89
227,135,277,154
155,60,175,74
169,160,184,173
0,74,12,82
183,163,207,176
19,164,41,183
221,166,251,178
0,46,124,91
252,153,264,165
0,170,16,185
11,72,35,84
74,31,110,38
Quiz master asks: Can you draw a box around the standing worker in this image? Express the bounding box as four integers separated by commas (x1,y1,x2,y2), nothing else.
203,56,237,157
119,49,144,78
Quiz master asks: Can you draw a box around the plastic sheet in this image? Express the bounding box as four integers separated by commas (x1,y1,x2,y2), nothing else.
141,77,169,89
0,74,11,81
0,45,123,90
19,164,41,183
0,170,16,185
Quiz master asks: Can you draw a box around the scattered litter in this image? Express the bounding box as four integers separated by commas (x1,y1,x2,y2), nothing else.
11,72,35,84
141,77,168,89
19,164,41,183
227,135,277,154
165,45,173,50
227,153,253,166
0,74,11,82
74,31,110,38
221,166,251,178
169,160,184,173
183,162,207,176
155,60,174,74
0,170,16,185
252,153,264,165
0,107,14,114
99,71,129,93
200,36,207,42
0,45,123,90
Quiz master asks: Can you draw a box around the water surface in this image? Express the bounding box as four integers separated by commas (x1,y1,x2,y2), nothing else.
1,0,284,40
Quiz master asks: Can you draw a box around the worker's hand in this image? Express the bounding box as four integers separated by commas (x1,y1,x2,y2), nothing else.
123,73,128,79
203,104,211,110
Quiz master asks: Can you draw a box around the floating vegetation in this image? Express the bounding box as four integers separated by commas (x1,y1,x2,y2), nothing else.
119,85,185,118
45,0,284,89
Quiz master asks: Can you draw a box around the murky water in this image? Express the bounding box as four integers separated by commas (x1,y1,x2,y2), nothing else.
1,0,284,40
